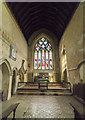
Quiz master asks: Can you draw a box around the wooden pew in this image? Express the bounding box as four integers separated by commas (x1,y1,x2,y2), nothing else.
1,103,20,120
73,83,85,101
70,103,85,119
0,90,3,101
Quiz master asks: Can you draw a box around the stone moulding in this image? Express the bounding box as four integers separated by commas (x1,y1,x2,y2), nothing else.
0,58,12,75
68,60,85,71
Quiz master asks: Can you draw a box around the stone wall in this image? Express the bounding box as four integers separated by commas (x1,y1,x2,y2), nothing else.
79,63,85,82
0,3,28,69
0,2,29,100
28,29,60,82
59,3,84,89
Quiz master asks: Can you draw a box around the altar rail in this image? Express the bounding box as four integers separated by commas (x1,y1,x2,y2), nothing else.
61,81,71,92
18,82,59,87
17,82,71,91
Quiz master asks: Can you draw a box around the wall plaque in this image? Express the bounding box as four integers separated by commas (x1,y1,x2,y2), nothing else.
9,45,17,61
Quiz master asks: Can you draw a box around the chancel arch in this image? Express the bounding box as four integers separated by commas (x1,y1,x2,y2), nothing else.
28,32,59,82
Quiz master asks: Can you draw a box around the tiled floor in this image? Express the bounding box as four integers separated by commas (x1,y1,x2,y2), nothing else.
2,95,84,119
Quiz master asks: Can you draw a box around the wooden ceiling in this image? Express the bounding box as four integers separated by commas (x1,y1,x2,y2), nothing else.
7,2,79,43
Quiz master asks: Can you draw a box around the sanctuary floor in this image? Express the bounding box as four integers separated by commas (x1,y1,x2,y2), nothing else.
2,95,84,119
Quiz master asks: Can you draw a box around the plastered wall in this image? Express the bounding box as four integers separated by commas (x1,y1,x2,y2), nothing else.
0,2,28,70
0,2,29,100
59,3,84,88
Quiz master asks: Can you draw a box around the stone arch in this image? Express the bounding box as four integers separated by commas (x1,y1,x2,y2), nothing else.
60,44,69,82
33,33,54,70
28,29,59,82
28,28,58,46
31,33,56,70
28,29,57,71
32,33,55,51
63,69,68,82
12,67,18,75
77,60,85,69
0,59,12,74
11,67,18,96
18,60,25,82
0,59,12,101
78,60,85,83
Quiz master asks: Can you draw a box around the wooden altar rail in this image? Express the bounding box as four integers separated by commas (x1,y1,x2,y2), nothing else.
17,81,71,90
61,81,71,92
18,82,61,87
18,82,35,87
18,82,60,87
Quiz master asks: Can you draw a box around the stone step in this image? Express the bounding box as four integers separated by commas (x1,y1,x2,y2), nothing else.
18,83,62,87
17,91,72,96
17,88,70,92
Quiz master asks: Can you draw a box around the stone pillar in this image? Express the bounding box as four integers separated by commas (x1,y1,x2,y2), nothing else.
53,72,57,82
0,65,2,119
7,74,12,100
24,73,28,82
49,72,53,82
0,65,2,91
15,75,19,93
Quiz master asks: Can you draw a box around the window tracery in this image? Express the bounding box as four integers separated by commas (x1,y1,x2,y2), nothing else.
34,37,53,70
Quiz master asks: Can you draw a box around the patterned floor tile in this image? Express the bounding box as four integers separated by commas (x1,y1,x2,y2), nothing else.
2,95,81,118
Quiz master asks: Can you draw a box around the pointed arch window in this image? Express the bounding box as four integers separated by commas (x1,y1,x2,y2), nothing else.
34,37,53,70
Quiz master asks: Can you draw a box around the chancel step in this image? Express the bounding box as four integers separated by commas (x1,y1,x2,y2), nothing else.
17,82,72,96
17,91,72,96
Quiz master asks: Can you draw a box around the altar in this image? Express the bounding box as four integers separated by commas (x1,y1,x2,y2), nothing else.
37,78,49,89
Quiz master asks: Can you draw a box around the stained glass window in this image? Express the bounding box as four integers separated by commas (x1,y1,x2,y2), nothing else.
46,51,49,69
34,37,53,70
38,51,41,69
49,51,53,69
34,51,37,69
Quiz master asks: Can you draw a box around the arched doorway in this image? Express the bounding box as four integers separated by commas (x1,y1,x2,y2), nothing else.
63,69,68,82
2,63,10,101
11,70,16,96
60,44,69,82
